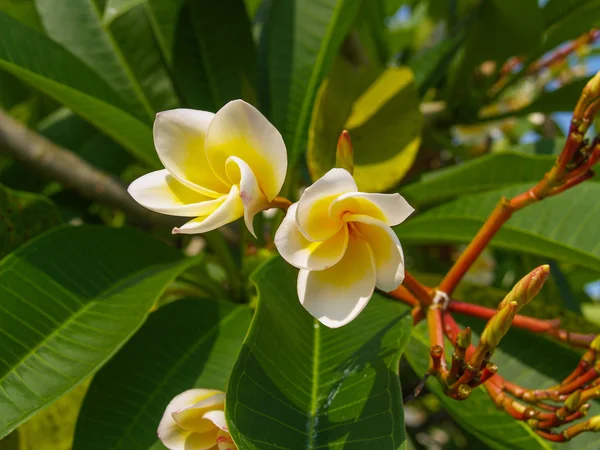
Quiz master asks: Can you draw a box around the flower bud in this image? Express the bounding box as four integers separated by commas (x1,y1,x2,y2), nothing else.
457,327,472,349
480,301,518,351
590,334,600,352
498,265,549,311
565,390,582,412
336,130,354,175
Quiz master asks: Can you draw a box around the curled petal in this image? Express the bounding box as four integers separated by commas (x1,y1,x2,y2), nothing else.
330,192,414,226
351,215,405,291
206,100,287,201
275,203,349,271
171,393,226,433
128,170,224,217
226,156,269,238
204,410,228,432
173,185,244,235
183,428,220,450
154,109,228,197
158,389,221,450
296,168,357,242
297,235,376,328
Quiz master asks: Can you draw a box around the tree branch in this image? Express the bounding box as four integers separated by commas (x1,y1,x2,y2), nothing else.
0,109,179,228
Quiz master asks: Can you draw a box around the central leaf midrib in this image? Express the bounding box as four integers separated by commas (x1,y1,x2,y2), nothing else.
307,320,321,449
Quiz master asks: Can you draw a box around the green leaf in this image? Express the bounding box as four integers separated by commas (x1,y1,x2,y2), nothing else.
0,0,43,32
402,151,555,207
73,298,251,450
267,0,361,165
396,182,600,272
170,0,257,111
308,60,422,192
404,321,552,450
0,12,157,166
0,225,199,438
145,0,183,65
35,0,177,117
103,0,146,23
226,258,412,450
541,0,600,55
0,184,61,258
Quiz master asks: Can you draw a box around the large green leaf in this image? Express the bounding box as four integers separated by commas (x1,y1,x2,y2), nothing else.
267,0,361,165
404,321,551,450
226,258,412,450
34,0,175,118
0,0,43,32
0,184,60,258
308,59,422,192
396,182,600,272
402,151,555,207
0,12,156,166
0,225,199,438
73,298,251,450
541,0,600,55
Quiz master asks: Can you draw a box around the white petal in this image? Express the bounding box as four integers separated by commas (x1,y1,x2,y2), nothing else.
183,429,219,450
330,192,414,226
351,215,405,291
275,203,349,270
158,389,220,450
205,100,287,201
128,170,225,217
226,156,269,238
204,410,228,432
172,393,225,433
296,168,357,242
173,185,244,235
154,109,229,197
297,235,376,328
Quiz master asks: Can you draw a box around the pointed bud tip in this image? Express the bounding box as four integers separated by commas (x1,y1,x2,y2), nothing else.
457,327,472,348
565,390,582,411
336,130,354,174
591,334,600,352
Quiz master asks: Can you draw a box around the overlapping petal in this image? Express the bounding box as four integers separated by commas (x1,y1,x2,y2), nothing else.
330,192,414,226
173,185,244,235
351,215,405,291
205,100,287,201
296,168,357,242
275,203,349,271
297,236,376,328
154,109,227,197
128,170,224,217
226,156,269,238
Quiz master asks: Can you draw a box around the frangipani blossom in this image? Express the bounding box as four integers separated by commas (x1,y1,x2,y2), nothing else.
157,389,237,450
275,168,414,328
128,100,287,236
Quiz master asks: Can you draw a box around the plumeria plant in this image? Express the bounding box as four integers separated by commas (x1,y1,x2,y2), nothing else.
3,1,600,449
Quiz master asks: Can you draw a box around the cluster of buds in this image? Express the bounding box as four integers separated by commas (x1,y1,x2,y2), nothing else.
427,266,549,400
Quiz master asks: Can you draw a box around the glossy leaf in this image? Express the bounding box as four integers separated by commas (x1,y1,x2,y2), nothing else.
402,151,555,207
308,60,422,191
404,321,552,450
0,184,61,258
267,0,361,164
73,298,251,450
35,0,177,117
226,258,412,450
0,12,157,166
0,225,199,438
103,0,145,23
396,182,600,272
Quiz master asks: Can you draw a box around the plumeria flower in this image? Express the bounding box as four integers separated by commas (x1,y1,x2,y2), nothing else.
157,389,237,450
274,168,414,328
128,100,287,236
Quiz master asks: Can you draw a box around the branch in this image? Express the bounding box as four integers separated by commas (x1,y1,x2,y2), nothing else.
0,109,179,228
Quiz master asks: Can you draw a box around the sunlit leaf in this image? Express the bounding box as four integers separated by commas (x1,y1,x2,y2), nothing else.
226,258,412,450
0,225,199,438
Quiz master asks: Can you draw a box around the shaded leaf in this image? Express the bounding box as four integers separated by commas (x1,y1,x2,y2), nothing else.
0,225,199,438
267,0,361,165
396,182,600,272
0,184,60,259
0,12,157,166
226,258,412,450
73,299,251,450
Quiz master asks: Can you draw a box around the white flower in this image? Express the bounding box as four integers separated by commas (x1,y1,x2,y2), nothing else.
157,389,237,450
128,100,287,236
274,168,414,328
